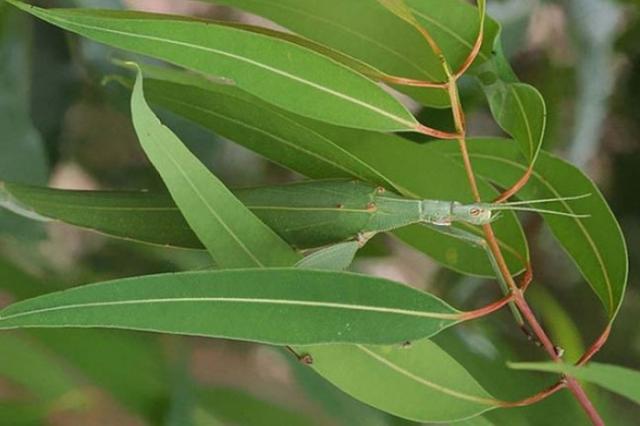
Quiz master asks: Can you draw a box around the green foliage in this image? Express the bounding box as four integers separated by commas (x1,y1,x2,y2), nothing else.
0,0,633,424
130,67,300,267
0,268,461,344
428,139,628,320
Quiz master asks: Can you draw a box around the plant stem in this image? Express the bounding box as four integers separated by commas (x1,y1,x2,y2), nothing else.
500,380,566,408
404,4,605,421
577,325,612,366
451,89,606,426
419,45,605,426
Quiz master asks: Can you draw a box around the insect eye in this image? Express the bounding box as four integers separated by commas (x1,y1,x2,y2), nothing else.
470,208,481,216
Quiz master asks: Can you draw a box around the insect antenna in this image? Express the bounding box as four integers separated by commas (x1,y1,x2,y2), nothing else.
488,193,592,219
489,205,591,219
498,193,591,206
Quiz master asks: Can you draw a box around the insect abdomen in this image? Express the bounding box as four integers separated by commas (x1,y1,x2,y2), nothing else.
235,180,378,248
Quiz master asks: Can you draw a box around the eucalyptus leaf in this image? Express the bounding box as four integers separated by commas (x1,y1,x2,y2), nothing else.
305,341,499,422
207,0,500,107
428,138,628,320
473,37,546,168
295,217,497,424
8,1,418,132
130,67,300,267
0,269,460,345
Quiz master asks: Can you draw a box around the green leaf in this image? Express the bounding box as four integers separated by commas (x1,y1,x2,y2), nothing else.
0,182,202,249
0,259,171,421
130,67,299,267
296,242,360,271
283,350,390,426
304,341,499,422
509,362,640,405
117,72,528,277
377,0,422,29
428,138,628,320
8,1,418,132
0,269,460,345
294,214,496,424
207,0,500,107
116,66,397,185
474,39,546,167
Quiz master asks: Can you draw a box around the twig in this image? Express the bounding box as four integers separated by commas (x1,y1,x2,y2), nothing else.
412,8,605,422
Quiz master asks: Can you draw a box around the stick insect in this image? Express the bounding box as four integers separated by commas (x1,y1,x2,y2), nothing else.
1,179,588,251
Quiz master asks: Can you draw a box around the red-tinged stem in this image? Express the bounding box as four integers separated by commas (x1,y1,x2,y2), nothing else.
511,286,603,424
577,325,612,366
519,260,534,293
410,4,604,423
453,14,485,78
415,124,460,140
500,380,566,408
494,166,534,203
460,294,515,321
382,75,448,89
415,77,606,426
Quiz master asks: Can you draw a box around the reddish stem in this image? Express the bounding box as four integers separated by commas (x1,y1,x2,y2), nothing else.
500,380,566,408
460,294,515,321
577,325,612,367
410,3,604,422
511,287,604,426
494,166,534,203
382,75,448,89
453,20,484,79
415,124,460,140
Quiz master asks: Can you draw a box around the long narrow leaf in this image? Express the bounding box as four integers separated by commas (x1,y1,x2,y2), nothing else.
474,37,546,170
0,269,460,345
294,226,498,423
8,1,418,132
207,0,500,107
130,67,299,267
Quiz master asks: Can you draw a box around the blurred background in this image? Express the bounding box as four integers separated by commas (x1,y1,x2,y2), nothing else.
0,0,638,424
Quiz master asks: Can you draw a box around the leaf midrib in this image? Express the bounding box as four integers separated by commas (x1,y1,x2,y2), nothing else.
355,345,498,406
218,0,439,80
153,93,400,189
0,298,460,322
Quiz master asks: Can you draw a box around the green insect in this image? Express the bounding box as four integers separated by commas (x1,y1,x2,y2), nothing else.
0,179,587,250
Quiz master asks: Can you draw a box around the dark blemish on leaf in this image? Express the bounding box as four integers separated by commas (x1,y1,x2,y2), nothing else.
366,202,377,211
376,186,386,194
336,203,345,209
401,341,412,349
